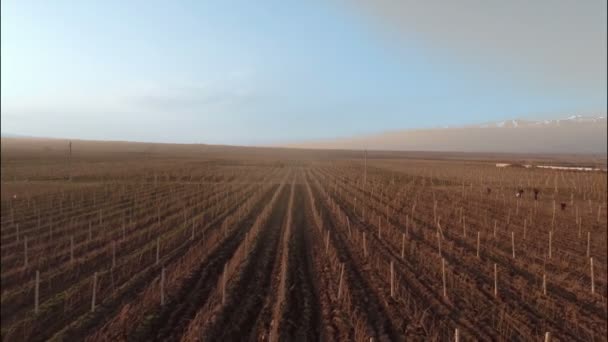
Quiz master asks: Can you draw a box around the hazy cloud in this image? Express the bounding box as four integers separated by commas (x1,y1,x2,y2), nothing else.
349,0,607,91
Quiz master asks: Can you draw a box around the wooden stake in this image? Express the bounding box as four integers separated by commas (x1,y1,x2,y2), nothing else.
587,232,591,257
390,260,395,298
156,238,160,265
442,258,447,299
112,241,116,268
548,231,552,259
24,236,28,268
455,328,460,342
437,231,442,257
476,231,480,258
542,272,547,295
401,233,406,259
160,267,166,306
70,235,75,264
91,272,97,312
338,263,345,299
347,217,351,239
544,332,551,342
222,264,227,304
325,231,330,255
552,200,556,228
35,270,40,314
590,257,595,294
493,220,497,238
363,232,367,258
494,263,498,298
511,232,515,259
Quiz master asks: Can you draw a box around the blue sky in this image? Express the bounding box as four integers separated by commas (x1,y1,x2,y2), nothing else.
1,1,606,145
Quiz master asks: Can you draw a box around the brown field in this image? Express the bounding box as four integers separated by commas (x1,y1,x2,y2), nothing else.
1,137,607,341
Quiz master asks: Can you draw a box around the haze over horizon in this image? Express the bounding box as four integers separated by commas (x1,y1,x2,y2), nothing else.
2,1,606,147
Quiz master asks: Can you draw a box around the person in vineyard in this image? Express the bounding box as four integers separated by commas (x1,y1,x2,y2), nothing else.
533,188,540,200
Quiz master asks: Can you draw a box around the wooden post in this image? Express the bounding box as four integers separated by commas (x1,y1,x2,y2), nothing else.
390,260,395,298
548,231,552,259
378,216,381,239
545,332,551,342
442,258,447,299
24,236,28,268
542,273,547,295
338,263,345,299
325,231,330,255
91,272,97,312
401,233,406,259
476,231,480,258
597,205,601,223
511,232,515,259
590,257,595,294
160,267,166,306
35,270,40,314
455,328,460,342
156,238,160,265
494,263,498,298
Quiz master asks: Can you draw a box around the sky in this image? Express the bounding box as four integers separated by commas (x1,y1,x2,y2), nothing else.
1,0,606,145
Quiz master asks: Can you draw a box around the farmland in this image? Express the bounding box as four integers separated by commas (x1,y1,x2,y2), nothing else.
1,138,607,341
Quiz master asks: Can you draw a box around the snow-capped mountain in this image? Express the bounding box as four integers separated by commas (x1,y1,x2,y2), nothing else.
472,115,606,129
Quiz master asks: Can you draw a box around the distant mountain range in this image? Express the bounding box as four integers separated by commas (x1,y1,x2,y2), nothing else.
287,115,607,154
3,115,606,154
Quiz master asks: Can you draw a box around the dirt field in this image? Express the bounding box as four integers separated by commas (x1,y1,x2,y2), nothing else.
1,138,607,341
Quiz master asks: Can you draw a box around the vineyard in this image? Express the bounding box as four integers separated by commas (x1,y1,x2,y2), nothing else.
1,140,607,341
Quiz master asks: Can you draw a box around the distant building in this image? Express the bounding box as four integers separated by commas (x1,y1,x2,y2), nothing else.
495,163,511,168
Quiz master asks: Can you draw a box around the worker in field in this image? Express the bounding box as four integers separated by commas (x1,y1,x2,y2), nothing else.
533,188,540,200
